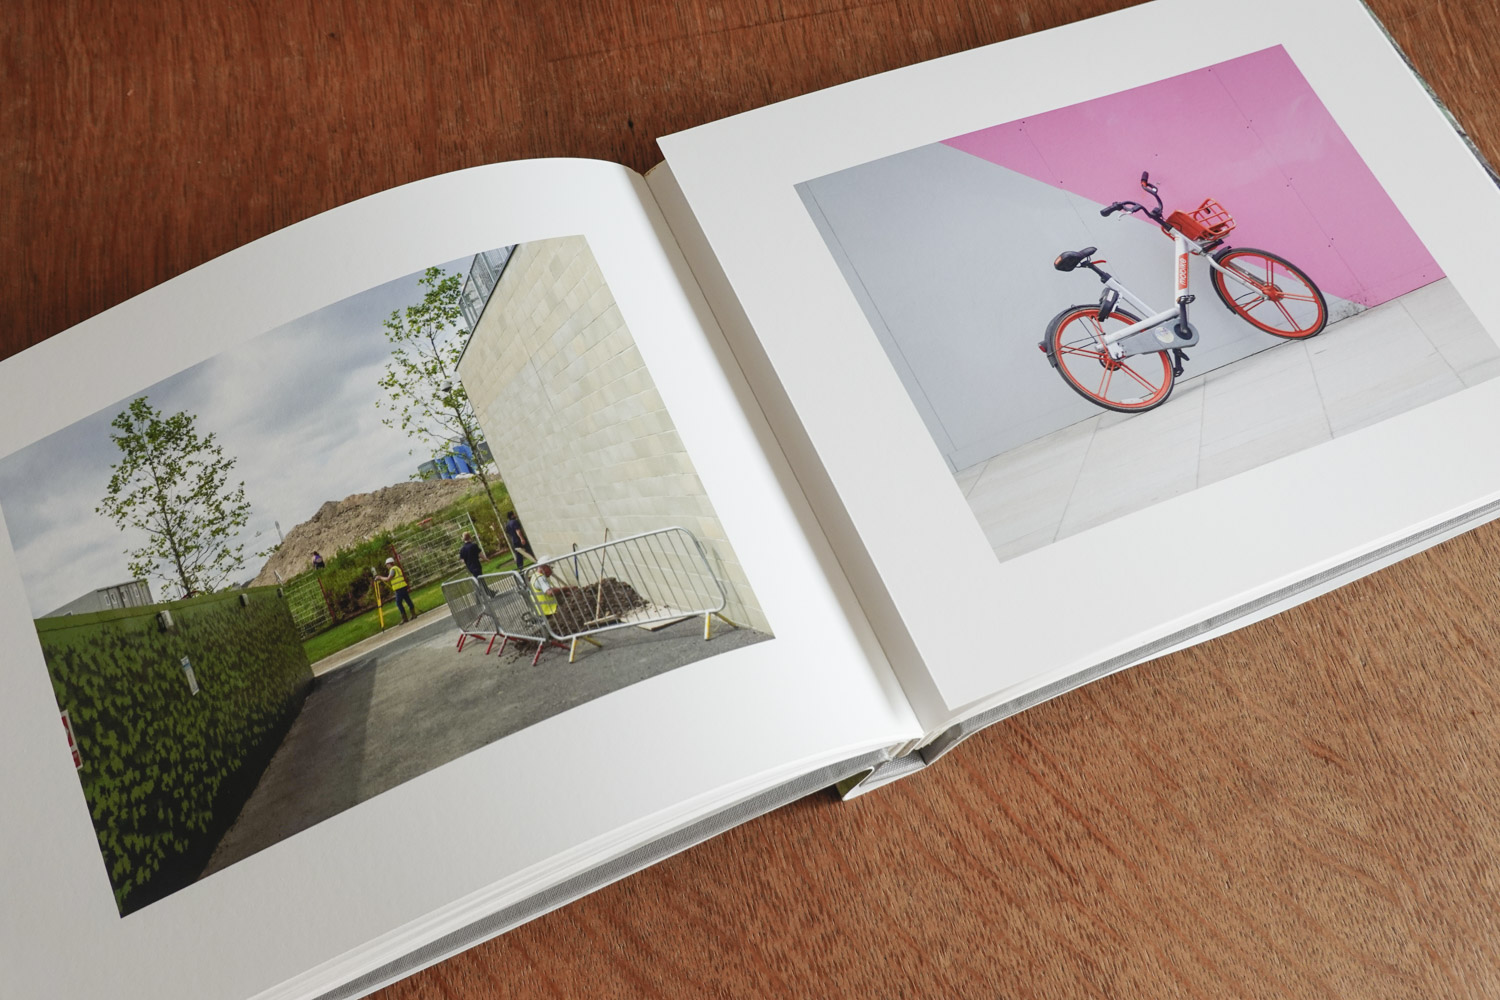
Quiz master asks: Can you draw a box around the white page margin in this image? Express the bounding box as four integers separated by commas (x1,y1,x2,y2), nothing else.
659,0,1500,712
0,159,919,1000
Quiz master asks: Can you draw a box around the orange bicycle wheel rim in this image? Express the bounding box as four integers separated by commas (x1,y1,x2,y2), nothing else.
1211,249,1327,338
1050,307,1173,412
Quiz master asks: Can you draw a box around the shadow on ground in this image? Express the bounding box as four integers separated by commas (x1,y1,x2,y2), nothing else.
199,615,769,877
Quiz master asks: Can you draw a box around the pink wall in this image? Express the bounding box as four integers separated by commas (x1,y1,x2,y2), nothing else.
943,46,1440,306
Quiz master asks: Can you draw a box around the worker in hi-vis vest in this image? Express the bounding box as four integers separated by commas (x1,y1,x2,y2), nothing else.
530,564,559,616
377,556,417,623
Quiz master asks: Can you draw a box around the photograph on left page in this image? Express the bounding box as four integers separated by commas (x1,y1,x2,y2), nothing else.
0,234,770,915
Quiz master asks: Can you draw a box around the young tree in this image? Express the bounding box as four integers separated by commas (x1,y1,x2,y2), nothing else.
96,396,252,599
376,266,517,565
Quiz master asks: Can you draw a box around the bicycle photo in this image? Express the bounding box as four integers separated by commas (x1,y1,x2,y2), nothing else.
795,44,1498,565
1040,170,1327,412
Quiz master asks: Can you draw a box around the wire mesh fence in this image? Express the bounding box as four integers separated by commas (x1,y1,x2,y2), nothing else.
388,511,483,590
277,510,484,638
282,573,332,638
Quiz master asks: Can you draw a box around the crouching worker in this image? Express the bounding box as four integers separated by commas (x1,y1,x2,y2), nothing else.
529,563,558,619
378,557,417,624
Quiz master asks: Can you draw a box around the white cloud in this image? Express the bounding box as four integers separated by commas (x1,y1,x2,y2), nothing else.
0,253,488,615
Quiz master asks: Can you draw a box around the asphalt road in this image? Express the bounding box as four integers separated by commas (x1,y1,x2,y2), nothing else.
199,612,769,878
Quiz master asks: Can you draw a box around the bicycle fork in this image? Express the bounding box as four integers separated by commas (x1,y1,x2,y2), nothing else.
1170,235,1193,376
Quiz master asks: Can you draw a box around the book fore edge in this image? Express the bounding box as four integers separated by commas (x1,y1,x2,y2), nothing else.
851,492,1500,793
311,749,890,1000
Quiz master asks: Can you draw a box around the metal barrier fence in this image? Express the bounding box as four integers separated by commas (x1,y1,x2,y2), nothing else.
526,526,738,660
440,571,567,665
440,527,740,664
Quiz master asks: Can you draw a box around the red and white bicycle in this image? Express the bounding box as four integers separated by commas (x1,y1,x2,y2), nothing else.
1038,171,1327,413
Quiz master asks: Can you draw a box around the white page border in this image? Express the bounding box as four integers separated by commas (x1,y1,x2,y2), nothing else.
0,159,918,1000
660,0,1500,711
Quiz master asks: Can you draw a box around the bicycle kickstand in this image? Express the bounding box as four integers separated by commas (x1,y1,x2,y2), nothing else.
1171,348,1190,377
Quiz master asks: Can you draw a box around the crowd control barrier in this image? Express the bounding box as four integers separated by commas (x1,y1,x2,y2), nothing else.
440,571,567,666
523,526,740,661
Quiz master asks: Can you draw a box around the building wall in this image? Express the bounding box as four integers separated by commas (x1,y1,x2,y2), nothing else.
457,236,767,633
943,45,1441,308
45,578,155,618
798,45,1444,473
810,49,1452,476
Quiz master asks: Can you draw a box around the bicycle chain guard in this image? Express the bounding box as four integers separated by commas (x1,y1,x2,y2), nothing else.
1117,320,1198,359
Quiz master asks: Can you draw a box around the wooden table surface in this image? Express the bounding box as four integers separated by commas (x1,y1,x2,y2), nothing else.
9,2,1500,997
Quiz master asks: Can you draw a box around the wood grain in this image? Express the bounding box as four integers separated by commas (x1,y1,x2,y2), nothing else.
8,1,1500,997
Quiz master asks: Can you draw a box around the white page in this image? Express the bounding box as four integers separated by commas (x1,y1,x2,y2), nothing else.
0,159,919,1000
660,0,1500,724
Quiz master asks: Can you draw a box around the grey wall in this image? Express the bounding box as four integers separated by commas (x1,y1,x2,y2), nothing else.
798,143,1360,472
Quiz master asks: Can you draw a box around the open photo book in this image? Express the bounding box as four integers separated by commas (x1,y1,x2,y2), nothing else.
6,1,1500,997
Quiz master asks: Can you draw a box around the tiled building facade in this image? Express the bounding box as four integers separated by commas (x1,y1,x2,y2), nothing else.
457,236,767,633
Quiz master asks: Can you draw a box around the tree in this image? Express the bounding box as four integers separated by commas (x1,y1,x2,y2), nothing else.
96,396,252,599
376,265,517,566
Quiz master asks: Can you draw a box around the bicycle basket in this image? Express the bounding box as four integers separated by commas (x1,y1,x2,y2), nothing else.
1165,198,1235,243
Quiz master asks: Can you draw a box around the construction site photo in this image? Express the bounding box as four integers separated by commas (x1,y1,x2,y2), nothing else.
0,235,769,915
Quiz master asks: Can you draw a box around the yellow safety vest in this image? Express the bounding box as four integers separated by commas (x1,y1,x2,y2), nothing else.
388,566,407,590
530,576,558,615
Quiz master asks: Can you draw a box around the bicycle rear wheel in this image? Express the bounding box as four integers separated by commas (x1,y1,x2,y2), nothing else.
1045,304,1174,413
1210,247,1327,338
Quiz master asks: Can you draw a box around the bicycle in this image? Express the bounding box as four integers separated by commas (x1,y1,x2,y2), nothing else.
1037,172,1327,413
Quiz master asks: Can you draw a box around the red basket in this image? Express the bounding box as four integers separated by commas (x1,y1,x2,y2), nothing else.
1165,198,1235,243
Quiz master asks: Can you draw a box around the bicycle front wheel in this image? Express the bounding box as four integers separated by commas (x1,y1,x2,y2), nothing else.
1210,247,1327,339
1046,304,1174,413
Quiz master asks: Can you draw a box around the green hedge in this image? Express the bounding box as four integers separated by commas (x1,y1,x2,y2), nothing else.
37,587,312,913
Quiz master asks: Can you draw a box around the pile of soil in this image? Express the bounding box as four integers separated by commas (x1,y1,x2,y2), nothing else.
546,577,647,635
250,479,481,586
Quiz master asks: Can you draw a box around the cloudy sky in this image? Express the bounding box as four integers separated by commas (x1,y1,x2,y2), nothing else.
0,253,481,617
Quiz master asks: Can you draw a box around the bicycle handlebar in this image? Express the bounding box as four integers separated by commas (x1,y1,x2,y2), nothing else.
1101,200,1145,218
1099,171,1174,223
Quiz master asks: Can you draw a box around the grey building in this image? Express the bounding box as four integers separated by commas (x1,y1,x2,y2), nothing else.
43,579,154,619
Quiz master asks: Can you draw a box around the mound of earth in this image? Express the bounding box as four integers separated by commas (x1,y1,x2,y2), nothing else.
546,578,649,635
251,479,483,586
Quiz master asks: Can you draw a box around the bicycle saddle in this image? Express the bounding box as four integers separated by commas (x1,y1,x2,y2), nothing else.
1053,247,1096,272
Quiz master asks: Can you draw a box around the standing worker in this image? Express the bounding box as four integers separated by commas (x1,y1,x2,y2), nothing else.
458,531,493,596
504,511,537,570
377,557,417,624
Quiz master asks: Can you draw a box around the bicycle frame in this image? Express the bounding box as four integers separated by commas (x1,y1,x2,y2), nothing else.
1042,172,1329,414
1096,231,1268,359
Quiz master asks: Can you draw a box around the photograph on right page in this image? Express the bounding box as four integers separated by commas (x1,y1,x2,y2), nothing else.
795,45,1500,565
